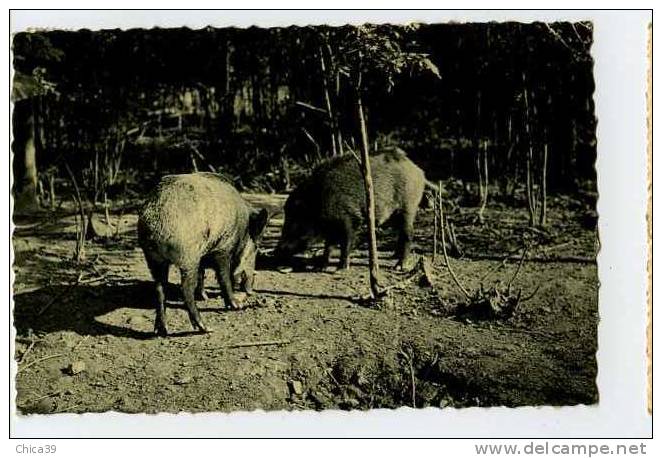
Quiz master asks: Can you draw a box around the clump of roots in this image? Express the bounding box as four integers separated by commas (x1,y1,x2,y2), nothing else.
431,189,539,321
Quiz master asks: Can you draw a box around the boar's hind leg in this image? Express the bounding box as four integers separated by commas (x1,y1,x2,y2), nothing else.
195,267,208,301
145,257,169,336
394,212,415,270
213,254,241,310
180,264,210,333
338,218,355,270
316,240,332,270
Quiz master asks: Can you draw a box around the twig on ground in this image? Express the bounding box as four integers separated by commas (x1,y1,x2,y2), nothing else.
72,335,89,352
26,390,62,405
37,273,83,317
381,265,424,293
77,275,106,285
506,246,529,294
223,339,291,349
399,348,416,408
295,100,328,114
433,197,438,262
408,356,416,408
468,254,596,264
537,241,573,254
14,222,41,230
57,403,82,413
526,226,550,237
478,258,508,284
17,354,65,375
172,340,197,362
420,256,437,289
499,326,555,340
438,189,471,300
326,368,342,388
17,341,36,364
520,285,541,303
342,141,361,164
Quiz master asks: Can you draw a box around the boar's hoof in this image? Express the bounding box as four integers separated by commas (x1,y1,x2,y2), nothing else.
154,323,169,337
195,288,209,301
228,301,243,311
228,292,249,310
194,322,213,334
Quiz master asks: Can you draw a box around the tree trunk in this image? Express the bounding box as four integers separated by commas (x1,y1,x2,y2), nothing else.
223,41,234,130
478,140,489,223
539,143,548,226
319,47,337,156
526,146,536,226
522,81,537,226
356,89,381,298
334,66,344,155
12,98,39,213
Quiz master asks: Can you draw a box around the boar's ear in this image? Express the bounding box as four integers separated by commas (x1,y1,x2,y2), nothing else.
249,208,269,239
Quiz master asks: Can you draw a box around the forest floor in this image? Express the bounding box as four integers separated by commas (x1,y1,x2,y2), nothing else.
12,192,599,414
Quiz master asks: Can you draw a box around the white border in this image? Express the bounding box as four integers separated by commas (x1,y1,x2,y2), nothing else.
4,9,652,439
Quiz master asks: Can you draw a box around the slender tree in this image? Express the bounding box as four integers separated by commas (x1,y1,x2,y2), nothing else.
321,25,440,297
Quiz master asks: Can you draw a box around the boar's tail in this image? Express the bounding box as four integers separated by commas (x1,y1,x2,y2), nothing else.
424,180,442,193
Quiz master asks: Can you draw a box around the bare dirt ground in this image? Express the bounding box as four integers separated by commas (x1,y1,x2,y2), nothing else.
12,193,598,413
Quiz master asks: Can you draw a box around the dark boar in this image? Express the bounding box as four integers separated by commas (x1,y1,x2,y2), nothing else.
138,172,268,336
276,147,426,270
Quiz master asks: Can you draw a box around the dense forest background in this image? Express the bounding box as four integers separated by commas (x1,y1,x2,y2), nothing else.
11,22,596,212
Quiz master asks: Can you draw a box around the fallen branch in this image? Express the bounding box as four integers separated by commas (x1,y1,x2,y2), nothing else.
223,339,291,349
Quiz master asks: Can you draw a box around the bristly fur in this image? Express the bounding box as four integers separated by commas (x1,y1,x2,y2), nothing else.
278,146,427,268
138,173,252,271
